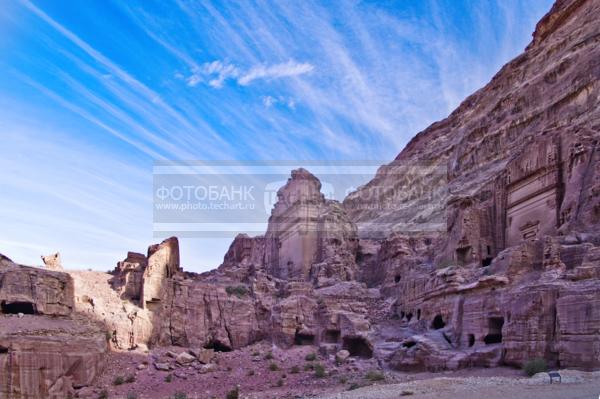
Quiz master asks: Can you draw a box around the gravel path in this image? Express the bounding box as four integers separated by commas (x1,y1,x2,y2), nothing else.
316,370,600,399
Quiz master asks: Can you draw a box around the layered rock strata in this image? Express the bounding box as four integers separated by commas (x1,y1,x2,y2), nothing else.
0,258,107,398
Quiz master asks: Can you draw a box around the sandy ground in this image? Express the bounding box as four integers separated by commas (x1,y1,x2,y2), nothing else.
317,370,600,399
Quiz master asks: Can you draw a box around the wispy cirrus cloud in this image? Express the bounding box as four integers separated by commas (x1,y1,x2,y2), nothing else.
238,60,314,85
261,95,296,109
184,59,314,88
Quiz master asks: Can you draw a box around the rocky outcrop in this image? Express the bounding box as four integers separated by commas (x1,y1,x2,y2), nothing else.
265,168,358,286
41,252,63,271
0,261,73,316
0,262,107,398
142,237,181,310
111,251,147,302
155,279,267,349
72,270,153,351
71,238,183,351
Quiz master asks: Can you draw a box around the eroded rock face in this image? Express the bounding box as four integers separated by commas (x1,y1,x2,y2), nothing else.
154,278,267,349
0,261,73,316
41,252,63,271
72,270,153,351
142,237,181,310
0,262,107,398
0,317,107,398
345,0,600,255
265,168,358,285
340,0,600,372
111,251,147,302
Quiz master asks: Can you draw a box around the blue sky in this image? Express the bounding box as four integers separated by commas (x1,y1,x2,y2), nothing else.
0,0,553,272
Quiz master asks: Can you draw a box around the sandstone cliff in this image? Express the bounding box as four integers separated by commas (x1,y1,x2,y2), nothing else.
343,0,600,371
0,259,107,398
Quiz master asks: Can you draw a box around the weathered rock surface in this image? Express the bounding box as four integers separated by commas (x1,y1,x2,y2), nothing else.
111,251,147,301
0,260,73,316
142,236,181,310
41,252,63,271
0,262,107,398
344,0,600,371
72,270,153,351
265,168,359,285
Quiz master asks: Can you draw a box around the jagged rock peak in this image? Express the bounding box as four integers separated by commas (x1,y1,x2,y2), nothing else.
530,0,588,47
272,168,324,214
41,252,63,270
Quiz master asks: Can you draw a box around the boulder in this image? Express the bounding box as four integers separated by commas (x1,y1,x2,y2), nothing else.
190,348,215,364
41,252,63,271
154,362,170,371
176,351,196,365
335,349,350,363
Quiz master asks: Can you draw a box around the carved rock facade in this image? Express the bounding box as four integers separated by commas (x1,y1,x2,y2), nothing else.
345,0,600,371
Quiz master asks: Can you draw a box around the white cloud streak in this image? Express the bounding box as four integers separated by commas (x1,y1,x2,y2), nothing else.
238,60,314,85
185,60,314,88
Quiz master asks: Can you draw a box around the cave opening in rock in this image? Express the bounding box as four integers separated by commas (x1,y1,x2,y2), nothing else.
484,317,504,345
406,312,413,322
468,334,475,347
402,340,416,348
481,257,493,267
0,346,8,354
431,314,446,330
323,330,340,344
294,331,315,346
394,275,401,283
417,309,421,320
342,336,373,358
456,246,472,265
0,301,36,315
204,339,232,352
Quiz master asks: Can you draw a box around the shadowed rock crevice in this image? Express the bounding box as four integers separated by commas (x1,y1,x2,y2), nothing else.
343,336,373,358
1,301,37,315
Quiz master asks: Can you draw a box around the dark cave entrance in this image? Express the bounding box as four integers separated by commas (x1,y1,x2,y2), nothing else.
0,346,8,354
294,331,315,346
402,340,416,348
482,246,493,266
394,275,401,283
204,339,232,352
431,314,446,330
342,336,373,358
456,246,472,265
484,317,504,345
323,330,340,344
468,334,475,347
0,301,36,315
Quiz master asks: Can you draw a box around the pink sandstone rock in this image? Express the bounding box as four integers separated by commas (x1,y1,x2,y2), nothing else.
41,252,63,271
